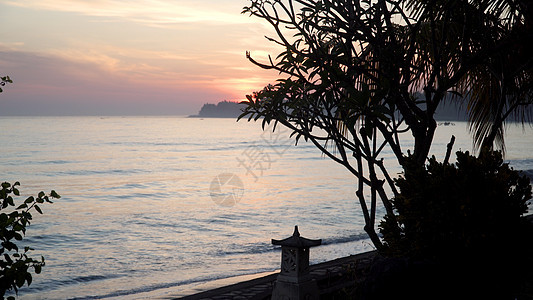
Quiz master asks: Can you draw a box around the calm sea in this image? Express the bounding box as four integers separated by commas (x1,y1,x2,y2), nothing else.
1,116,532,299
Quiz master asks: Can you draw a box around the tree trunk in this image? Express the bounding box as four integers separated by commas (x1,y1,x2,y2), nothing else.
412,119,437,166
364,225,384,251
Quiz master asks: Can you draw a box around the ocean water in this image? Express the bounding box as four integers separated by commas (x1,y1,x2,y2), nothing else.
0,116,531,299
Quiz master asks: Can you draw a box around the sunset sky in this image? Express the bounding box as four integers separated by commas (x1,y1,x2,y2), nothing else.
0,0,280,115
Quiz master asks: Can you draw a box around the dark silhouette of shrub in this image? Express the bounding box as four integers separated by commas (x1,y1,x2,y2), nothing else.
378,150,532,298
0,182,59,299
381,150,530,258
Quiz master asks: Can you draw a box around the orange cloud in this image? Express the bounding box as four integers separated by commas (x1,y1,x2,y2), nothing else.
0,0,292,115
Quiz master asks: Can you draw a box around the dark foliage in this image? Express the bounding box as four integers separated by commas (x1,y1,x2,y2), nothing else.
378,150,532,297
0,182,59,299
196,101,246,118
380,150,530,257
240,0,533,251
0,76,12,93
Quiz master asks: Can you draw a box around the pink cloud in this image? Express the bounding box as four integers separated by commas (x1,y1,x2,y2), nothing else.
0,49,229,115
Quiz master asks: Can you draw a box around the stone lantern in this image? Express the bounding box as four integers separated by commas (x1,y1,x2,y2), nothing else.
271,226,322,300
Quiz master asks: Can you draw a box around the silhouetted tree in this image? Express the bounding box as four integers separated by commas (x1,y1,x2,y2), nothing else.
239,0,532,250
407,0,533,153
197,101,246,118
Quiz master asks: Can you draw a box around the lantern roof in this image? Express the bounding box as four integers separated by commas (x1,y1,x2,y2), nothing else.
271,226,322,248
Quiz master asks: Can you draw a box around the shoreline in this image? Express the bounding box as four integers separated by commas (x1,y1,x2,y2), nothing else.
150,215,533,299
164,251,377,300
128,271,279,300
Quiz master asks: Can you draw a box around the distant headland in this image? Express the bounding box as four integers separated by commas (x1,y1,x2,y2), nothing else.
189,101,247,118
189,99,465,120
189,96,529,122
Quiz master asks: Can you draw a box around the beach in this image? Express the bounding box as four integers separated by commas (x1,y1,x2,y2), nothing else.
171,216,533,299
165,251,377,299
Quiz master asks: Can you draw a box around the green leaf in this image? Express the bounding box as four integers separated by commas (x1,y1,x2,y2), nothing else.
7,196,14,206
14,232,23,240
0,213,8,223
13,223,24,232
25,196,35,204
4,241,18,252
50,190,60,199
16,272,26,288
34,205,43,214
4,254,13,264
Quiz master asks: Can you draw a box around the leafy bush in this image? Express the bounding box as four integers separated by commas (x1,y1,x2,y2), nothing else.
0,182,59,299
381,150,531,258
378,151,532,296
